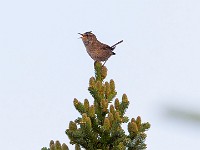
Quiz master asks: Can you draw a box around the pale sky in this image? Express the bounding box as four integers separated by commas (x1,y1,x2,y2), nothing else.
1,0,200,149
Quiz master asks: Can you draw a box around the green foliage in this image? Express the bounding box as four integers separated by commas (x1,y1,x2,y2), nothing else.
42,140,69,150
41,148,50,150
42,61,150,150
66,62,150,149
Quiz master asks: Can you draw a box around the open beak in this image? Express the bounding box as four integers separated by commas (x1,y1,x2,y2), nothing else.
78,33,83,39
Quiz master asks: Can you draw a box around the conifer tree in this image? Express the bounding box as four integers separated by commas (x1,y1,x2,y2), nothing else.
42,62,150,150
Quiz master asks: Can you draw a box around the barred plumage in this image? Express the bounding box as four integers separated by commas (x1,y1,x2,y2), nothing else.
79,31,123,63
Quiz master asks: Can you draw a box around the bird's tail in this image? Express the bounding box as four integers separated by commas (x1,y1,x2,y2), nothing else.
111,40,123,50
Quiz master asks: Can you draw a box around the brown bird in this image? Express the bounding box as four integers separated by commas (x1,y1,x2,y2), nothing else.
78,31,123,64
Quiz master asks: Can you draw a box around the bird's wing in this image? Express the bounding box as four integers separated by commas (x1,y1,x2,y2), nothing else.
101,44,114,51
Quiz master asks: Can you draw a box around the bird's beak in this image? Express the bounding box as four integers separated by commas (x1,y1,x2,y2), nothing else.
78,33,83,39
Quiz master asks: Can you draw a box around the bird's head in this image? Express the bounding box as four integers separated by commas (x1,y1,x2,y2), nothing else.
78,31,97,45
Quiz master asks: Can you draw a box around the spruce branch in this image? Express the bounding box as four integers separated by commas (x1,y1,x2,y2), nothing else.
42,61,150,150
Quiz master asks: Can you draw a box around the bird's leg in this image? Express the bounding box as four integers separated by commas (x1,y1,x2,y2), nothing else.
102,61,107,66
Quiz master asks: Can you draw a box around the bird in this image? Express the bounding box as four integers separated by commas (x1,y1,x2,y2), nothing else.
78,31,123,65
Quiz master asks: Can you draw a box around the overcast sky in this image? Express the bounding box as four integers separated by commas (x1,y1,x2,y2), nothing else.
1,0,200,149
